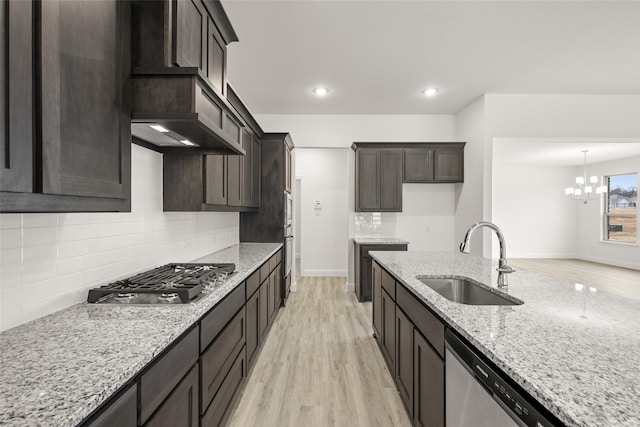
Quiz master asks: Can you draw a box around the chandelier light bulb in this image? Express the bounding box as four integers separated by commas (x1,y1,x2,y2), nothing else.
565,150,604,204
576,176,584,185
590,176,599,184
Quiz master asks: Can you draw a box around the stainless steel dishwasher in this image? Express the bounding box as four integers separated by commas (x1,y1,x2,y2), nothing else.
445,330,557,427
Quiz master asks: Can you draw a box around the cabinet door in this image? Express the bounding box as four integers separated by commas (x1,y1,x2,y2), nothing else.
145,364,199,427
173,0,206,70
0,0,33,193
356,149,379,211
246,290,260,370
200,350,246,427
259,280,269,341
379,149,403,211
241,130,253,207
227,154,242,206
381,288,396,372
395,308,414,416
372,262,382,343
251,136,261,207
39,0,130,200
204,155,227,205
413,331,444,427
434,148,463,182
404,148,434,182
206,16,226,94
359,256,373,302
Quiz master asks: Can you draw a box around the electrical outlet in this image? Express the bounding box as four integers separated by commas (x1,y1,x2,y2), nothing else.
185,238,193,249
425,225,432,232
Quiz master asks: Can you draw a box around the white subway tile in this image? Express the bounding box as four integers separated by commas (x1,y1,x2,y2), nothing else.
0,248,22,269
21,261,56,284
23,213,58,228
22,226,57,247
0,268,21,291
58,224,87,242
22,245,57,266
56,256,85,277
0,214,22,229
1,228,22,250
0,306,22,332
1,287,22,310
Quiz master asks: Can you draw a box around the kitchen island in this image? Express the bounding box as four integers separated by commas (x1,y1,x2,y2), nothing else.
0,242,281,427
369,250,640,427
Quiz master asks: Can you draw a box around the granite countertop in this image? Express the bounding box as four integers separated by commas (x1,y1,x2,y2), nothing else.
353,237,409,245
369,250,640,427
0,243,281,427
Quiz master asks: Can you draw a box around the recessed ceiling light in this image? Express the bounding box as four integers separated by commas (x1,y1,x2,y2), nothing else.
422,88,439,97
149,124,169,133
313,87,329,96
179,139,196,146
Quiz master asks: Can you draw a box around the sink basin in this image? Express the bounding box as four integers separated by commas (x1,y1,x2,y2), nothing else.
417,277,523,306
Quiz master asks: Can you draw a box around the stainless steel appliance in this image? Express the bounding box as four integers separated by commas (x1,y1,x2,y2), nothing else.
445,330,556,427
87,263,235,304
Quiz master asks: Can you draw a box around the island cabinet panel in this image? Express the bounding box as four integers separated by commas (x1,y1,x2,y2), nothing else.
140,326,199,425
395,308,415,416
145,364,199,427
372,261,383,343
396,284,445,358
82,383,137,427
381,287,396,372
413,330,444,427
1,0,131,212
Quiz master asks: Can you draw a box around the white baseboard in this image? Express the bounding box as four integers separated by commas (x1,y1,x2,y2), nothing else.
345,281,354,292
301,269,348,277
576,255,640,271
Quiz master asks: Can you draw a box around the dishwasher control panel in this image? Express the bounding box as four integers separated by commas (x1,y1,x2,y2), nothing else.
446,330,560,427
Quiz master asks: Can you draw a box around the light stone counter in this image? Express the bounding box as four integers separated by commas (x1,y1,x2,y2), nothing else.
353,237,409,245
0,243,281,427
369,250,640,427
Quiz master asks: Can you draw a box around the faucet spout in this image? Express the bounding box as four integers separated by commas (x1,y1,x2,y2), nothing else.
459,221,515,287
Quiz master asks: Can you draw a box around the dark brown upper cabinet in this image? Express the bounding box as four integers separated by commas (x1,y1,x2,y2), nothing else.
1,0,131,213
130,0,245,154
352,142,465,213
403,144,465,183
355,147,403,212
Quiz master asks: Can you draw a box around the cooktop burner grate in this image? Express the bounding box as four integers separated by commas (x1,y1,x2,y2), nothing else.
87,263,235,304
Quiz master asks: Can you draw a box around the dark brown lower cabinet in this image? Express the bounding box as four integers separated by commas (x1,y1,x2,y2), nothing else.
145,364,199,427
395,308,414,415
381,288,396,372
355,242,407,302
82,383,137,427
413,330,444,427
201,349,246,427
259,278,269,342
372,262,382,342
246,290,260,370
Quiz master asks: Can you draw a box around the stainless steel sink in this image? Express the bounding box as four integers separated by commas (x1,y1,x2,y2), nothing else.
417,277,523,306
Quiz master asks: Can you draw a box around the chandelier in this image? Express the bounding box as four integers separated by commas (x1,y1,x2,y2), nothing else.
565,150,607,204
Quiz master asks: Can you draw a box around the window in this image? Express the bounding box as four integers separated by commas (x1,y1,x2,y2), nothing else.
603,173,637,244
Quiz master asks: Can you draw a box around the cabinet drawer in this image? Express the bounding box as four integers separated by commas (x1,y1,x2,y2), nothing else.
145,363,199,427
260,260,271,284
269,254,278,273
201,347,246,427
381,268,396,300
200,282,245,352
201,307,246,414
275,249,282,265
396,284,445,358
82,383,136,427
140,326,199,424
246,269,260,299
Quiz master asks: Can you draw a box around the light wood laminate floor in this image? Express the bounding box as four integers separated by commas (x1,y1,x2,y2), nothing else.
228,276,411,427
510,258,640,301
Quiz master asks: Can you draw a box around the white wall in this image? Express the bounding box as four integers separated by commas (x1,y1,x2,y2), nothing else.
575,156,640,269
454,96,486,256
295,148,350,276
457,94,640,261
493,164,578,258
0,145,239,332
256,113,458,290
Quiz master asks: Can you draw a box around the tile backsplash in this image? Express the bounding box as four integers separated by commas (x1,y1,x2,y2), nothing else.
0,145,239,332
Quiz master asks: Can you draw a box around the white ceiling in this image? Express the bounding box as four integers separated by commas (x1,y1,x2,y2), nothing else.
222,0,640,115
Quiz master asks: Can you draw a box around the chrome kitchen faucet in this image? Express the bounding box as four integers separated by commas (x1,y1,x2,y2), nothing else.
460,221,515,287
